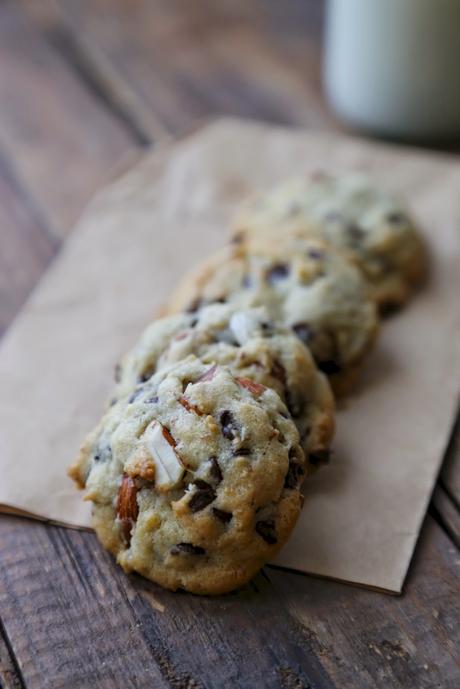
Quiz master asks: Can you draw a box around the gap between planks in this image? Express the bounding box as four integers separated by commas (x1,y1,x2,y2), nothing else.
0,621,25,689
18,0,170,145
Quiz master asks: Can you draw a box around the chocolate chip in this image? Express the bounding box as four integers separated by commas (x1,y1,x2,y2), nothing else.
190,317,198,328
242,274,252,288
170,543,206,556
128,388,144,403
93,443,112,463
109,398,117,407
209,457,223,483
233,447,251,456
324,211,341,222
231,232,244,245
307,248,325,260
286,392,304,419
220,410,237,440
186,297,202,314
346,223,365,241
266,263,289,284
309,449,331,466
292,322,313,345
146,395,159,404
255,520,277,545
387,212,405,224
277,430,286,444
379,300,402,317
215,297,227,304
189,481,216,512
300,427,311,445
193,479,211,490
271,359,287,385
114,363,122,383
311,170,329,183
317,359,342,375
286,202,302,217
212,507,233,523
139,366,155,383
284,462,305,489
270,359,300,418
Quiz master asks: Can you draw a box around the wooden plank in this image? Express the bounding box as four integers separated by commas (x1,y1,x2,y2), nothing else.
0,0,137,239
0,626,24,689
21,0,339,137
0,516,335,689
0,514,458,688
268,515,460,689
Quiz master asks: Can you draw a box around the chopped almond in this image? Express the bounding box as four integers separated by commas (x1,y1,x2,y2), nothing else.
144,421,184,491
117,475,139,544
196,364,217,383
179,396,203,415
236,377,267,396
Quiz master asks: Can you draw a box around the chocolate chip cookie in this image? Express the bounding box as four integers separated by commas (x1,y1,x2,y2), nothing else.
232,173,427,311
165,241,379,395
69,357,306,594
115,304,334,467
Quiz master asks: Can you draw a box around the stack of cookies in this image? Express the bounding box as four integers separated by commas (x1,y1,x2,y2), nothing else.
69,172,426,595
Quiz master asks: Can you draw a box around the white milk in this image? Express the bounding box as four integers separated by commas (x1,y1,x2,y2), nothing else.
324,0,460,140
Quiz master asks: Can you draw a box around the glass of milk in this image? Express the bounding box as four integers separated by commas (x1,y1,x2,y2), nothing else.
324,0,460,141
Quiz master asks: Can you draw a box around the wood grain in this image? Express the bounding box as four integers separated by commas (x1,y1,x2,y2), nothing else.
22,0,340,137
0,152,56,334
0,515,458,689
0,516,334,689
270,516,460,689
0,626,23,689
0,0,136,238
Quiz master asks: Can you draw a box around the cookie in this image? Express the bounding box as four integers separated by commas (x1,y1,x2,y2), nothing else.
165,241,379,395
115,304,334,468
69,357,306,595
232,173,427,310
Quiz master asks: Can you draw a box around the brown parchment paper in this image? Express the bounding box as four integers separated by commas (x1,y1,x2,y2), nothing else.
1,118,460,593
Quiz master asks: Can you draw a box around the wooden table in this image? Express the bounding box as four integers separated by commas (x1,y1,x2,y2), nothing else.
0,2,459,688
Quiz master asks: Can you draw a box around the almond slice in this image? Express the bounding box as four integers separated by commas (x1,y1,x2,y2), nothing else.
236,377,267,396
196,364,217,383
144,421,184,491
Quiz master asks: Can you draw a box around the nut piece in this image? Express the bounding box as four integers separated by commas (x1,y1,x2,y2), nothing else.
230,310,263,345
117,474,139,544
144,421,185,491
196,364,217,383
179,396,203,415
236,377,267,396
